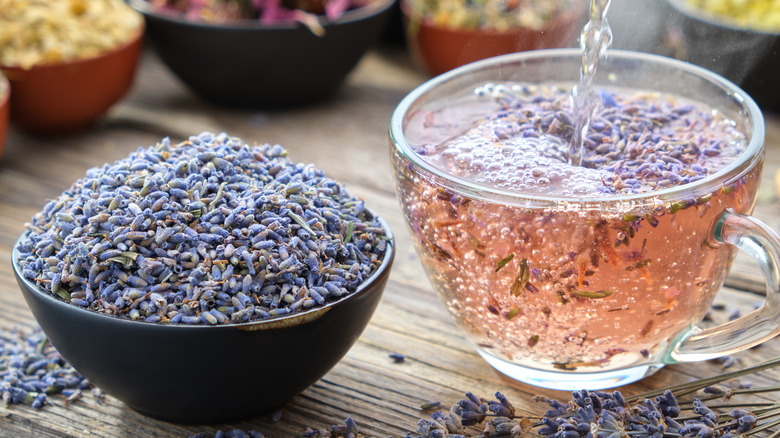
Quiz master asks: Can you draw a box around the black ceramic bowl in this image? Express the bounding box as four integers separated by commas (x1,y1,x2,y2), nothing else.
12,218,394,424
127,0,395,107
666,0,780,111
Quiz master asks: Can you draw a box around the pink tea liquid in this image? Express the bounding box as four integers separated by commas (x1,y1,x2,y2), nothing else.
393,84,759,372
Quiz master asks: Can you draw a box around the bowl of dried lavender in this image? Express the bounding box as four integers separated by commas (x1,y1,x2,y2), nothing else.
127,0,394,107
11,132,395,423
0,0,144,135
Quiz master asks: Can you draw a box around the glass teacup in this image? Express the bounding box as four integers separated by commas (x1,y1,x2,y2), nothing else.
389,48,780,390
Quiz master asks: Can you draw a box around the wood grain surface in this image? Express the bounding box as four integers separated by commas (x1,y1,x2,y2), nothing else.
0,43,779,437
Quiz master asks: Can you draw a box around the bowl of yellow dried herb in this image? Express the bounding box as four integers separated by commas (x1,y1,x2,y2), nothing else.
0,0,144,135
666,0,780,111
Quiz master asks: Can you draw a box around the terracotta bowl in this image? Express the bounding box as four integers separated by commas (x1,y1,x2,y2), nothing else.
666,0,780,111
0,30,143,136
12,215,394,424
127,0,394,107
401,0,583,76
0,75,8,157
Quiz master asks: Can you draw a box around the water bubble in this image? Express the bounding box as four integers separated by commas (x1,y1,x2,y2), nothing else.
454,153,473,169
493,84,510,97
487,162,502,172
441,148,458,159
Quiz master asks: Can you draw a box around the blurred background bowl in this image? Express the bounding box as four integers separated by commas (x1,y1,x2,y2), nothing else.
12,216,395,424
127,0,395,108
665,0,780,111
0,30,143,136
0,74,8,157
400,0,583,76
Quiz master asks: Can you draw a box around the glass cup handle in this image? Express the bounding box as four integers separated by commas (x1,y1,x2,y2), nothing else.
670,208,780,363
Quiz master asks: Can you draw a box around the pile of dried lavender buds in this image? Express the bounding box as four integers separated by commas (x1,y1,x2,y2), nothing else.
16,132,389,326
185,371,780,438
404,384,776,438
0,326,102,411
188,418,360,438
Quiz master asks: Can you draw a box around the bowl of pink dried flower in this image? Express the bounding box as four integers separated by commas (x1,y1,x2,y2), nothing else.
128,0,395,107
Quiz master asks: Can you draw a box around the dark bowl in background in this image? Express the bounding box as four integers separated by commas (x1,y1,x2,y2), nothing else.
0,30,143,135
127,0,395,107
666,0,780,111
12,217,395,424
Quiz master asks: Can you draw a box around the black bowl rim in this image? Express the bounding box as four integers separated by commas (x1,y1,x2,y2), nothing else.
126,0,396,31
666,0,780,36
12,211,395,332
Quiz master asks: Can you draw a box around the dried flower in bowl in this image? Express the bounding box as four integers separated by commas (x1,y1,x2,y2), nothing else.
0,0,144,134
144,0,377,35
0,0,143,69
683,0,780,32
16,131,390,325
400,0,583,75
404,0,577,32
126,0,393,106
11,132,395,423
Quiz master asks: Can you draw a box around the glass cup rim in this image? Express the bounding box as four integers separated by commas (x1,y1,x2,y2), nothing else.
389,48,766,207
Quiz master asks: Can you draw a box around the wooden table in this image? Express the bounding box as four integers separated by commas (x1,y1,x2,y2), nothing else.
1,43,779,437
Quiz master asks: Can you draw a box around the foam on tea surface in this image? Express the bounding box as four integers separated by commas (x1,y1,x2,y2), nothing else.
429,120,610,196
416,83,747,198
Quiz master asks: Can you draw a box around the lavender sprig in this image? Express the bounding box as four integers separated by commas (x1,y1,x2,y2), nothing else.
401,358,780,437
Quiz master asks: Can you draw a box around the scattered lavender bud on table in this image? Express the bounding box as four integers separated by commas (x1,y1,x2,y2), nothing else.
189,431,264,438
300,417,362,437
389,353,406,363
420,401,442,410
0,326,93,410
717,356,738,369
